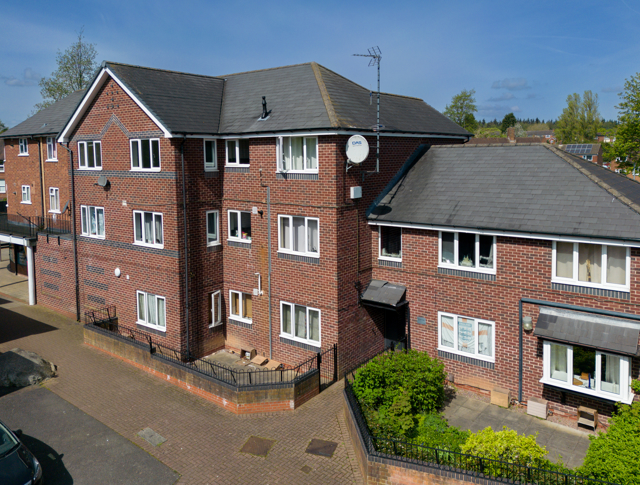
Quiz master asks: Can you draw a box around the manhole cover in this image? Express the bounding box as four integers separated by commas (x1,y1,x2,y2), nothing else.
301,465,312,474
137,428,166,447
305,439,338,458
240,436,276,457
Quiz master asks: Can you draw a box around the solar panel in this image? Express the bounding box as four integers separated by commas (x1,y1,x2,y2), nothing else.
564,144,593,155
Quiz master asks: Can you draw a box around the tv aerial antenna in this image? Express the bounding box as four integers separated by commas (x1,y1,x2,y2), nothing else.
353,46,381,177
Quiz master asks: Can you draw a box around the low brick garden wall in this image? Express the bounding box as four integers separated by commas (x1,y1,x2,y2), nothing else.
85,325,319,414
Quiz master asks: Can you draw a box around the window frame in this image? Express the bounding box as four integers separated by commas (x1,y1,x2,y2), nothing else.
206,210,220,247
0,160,4,172
378,226,402,261
210,290,222,327
541,340,633,404
280,301,322,347
78,141,102,170
438,231,497,274
136,290,167,332
437,311,496,363
551,241,630,291
46,137,57,161
80,205,105,238
132,210,164,249
277,214,320,257
49,187,60,213
276,136,319,173
0,179,5,194
21,185,31,204
204,139,218,171
229,290,252,324
227,210,252,243
18,138,28,156
225,139,250,166
130,138,161,172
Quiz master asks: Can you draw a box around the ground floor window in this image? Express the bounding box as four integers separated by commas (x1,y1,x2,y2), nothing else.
542,341,633,403
437,311,494,362
280,301,320,346
136,291,166,331
230,290,252,323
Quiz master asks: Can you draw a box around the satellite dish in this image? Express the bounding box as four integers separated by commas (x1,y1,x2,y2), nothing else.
346,135,369,164
96,175,109,188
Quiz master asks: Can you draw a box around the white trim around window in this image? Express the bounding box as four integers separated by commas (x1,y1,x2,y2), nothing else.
439,231,496,274
46,137,57,161
540,341,634,404
379,226,402,261
78,141,102,170
437,311,495,363
280,301,321,347
18,138,28,155
206,210,220,246
225,139,250,166
133,211,163,248
0,179,5,194
21,185,31,204
276,136,318,173
49,187,60,213
210,290,222,327
136,290,166,332
204,139,217,171
228,210,251,242
80,205,105,238
130,138,161,171
552,241,630,291
0,160,4,172
278,215,319,257
229,290,252,324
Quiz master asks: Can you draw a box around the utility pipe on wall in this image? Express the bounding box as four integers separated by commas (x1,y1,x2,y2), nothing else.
59,143,80,321
180,137,191,360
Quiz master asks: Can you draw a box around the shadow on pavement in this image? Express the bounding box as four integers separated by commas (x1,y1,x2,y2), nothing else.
0,386,26,398
0,305,58,344
20,433,73,485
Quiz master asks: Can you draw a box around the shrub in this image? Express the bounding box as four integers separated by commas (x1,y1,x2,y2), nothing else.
414,413,470,451
579,401,640,484
631,379,640,395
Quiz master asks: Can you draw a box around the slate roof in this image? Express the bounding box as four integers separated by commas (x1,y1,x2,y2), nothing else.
0,90,85,138
368,143,640,241
76,62,470,137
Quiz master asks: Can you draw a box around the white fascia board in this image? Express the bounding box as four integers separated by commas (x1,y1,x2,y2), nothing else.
368,221,640,248
57,67,172,143
216,131,469,140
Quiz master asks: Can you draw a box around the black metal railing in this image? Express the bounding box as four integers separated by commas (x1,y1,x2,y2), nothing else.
0,213,71,238
344,369,618,485
84,306,117,328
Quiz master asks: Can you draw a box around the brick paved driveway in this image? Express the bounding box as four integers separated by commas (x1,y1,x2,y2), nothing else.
0,297,363,484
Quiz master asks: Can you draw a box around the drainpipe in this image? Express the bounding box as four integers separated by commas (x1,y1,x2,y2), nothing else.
518,299,523,402
59,143,80,321
180,137,191,360
267,185,272,359
37,138,45,219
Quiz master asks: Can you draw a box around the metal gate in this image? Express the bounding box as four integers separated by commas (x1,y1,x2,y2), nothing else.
317,343,338,392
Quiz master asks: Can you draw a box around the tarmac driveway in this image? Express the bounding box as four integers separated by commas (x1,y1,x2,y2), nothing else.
0,385,179,485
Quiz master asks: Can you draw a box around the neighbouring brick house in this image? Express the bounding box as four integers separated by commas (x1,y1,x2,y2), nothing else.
559,143,604,166
366,143,640,418
51,61,471,369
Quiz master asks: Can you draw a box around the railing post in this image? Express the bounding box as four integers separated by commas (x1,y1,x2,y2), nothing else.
317,351,322,393
333,343,338,382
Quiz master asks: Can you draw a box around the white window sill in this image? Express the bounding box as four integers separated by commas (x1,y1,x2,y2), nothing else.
137,320,166,333
133,241,164,250
207,242,221,247
230,316,252,324
78,167,103,171
130,168,161,172
276,170,319,175
45,159,58,163
0,191,6,194
551,277,629,293
21,201,32,205
204,167,218,172
277,250,319,258
225,164,250,167
209,321,223,328
18,154,29,157
81,234,105,239
379,255,402,262
539,377,633,404
49,210,61,214
280,333,321,347
438,263,496,275
437,345,495,364
228,238,252,244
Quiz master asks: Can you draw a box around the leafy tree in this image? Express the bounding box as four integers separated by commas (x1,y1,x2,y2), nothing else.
613,73,640,173
444,89,477,131
556,91,601,144
35,27,98,112
474,127,502,138
580,90,601,141
0,119,6,133
463,113,478,133
528,122,550,131
500,113,517,133
513,122,527,137
556,93,581,143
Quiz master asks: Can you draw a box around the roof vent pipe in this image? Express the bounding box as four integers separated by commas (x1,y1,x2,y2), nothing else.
261,96,268,120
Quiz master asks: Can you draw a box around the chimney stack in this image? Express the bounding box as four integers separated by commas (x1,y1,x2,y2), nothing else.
507,127,515,143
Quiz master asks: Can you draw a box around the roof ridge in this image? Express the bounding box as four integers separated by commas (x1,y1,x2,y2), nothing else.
311,63,339,128
219,62,313,78
105,61,224,81
545,145,640,217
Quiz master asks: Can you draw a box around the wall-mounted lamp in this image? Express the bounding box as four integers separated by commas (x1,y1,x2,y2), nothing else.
522,316,533,332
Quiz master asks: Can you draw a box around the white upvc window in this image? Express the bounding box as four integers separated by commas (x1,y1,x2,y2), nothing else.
228,210,251,242
80,205,105,238
437,311,495,363
78,141,102,169
0,180,5,193
278,215,319,257
280,301,321,346
276,136,318,172
204,139,217,171
49,187,60,213
206,210,219,246
133,211,163,248
21,185,31,204
225,139,250,166
136,290,166,331
19,138,28,155
229,290,252,323
210,290,222,327
0,160,4,172
46,137,57,161
439,232,496,274
552,242,630,291
130,138,160,171
541,341,633,404
379,226,402,260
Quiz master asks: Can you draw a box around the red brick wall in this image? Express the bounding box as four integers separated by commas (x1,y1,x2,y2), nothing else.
35,234,77,318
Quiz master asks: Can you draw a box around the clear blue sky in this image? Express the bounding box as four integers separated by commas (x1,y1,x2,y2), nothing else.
2,0,640,129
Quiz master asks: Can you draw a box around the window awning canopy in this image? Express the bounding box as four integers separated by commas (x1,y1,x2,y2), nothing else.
534,307,640,356
360,280,407,310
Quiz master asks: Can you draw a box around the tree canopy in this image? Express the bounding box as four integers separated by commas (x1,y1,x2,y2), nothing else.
500,113,517,133
556,91,601,144
443,89,477,132
0,120,7,133
613,73,640,173
35,28,98,112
